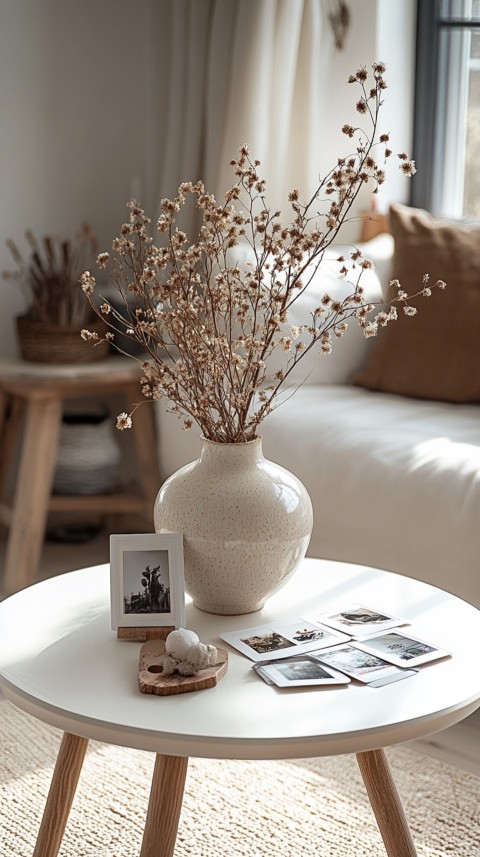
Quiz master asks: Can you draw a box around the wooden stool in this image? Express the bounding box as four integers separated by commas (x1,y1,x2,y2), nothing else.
0,357,161,594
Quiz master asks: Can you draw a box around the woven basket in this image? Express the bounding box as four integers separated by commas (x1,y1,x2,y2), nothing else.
16,315,109,364
53,410,121,495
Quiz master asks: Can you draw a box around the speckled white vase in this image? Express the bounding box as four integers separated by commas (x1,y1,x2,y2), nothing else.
154,437,313,615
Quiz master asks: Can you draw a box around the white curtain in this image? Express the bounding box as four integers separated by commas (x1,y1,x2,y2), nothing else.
156,0,327,230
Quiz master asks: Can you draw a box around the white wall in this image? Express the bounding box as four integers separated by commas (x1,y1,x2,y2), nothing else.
0,0,164,356
322,0,417,242
0,0,417,358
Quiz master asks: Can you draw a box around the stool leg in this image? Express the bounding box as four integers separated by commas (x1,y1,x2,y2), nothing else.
356,749,418,857
0,394,24,502
124,383,161,525
140,754,188,857
3,395,62,593
33,732,89,857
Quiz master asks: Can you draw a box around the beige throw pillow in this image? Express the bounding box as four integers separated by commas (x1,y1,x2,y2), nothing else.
352,202,480,402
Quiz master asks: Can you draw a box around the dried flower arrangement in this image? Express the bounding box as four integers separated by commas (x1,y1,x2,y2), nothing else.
4,224,98,326
81,64,445,443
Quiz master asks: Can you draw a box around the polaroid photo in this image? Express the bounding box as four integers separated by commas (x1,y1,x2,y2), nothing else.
110,532,185,630
220,624,300,662
352,631,451,668
312,644,416,685
220,619,349,662
310,604,409,638
254,657,351,688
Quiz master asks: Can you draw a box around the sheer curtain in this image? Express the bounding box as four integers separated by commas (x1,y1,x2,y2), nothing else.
156,0,327,230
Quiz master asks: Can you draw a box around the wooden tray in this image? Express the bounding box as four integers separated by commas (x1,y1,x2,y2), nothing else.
138,638,228,696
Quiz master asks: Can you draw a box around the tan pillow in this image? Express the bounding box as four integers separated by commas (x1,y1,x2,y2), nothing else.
352,202,480,403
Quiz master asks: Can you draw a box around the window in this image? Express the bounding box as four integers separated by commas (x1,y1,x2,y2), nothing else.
413,0,480,219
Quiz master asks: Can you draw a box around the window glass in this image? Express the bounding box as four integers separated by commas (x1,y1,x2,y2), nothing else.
432,1,480,218
464,34,480,216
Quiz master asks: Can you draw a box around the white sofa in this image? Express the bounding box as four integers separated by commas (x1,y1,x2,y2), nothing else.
155,235,480,608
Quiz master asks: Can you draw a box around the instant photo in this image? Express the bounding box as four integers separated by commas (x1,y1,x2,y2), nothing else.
311,604,409,638
353,631,450,668
254,657,351,688
312,644,415,685
220,618,350,662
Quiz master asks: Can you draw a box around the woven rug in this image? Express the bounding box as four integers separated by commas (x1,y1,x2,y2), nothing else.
0,700,478,856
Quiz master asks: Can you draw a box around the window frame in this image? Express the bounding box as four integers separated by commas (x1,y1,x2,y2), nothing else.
412,0,480,218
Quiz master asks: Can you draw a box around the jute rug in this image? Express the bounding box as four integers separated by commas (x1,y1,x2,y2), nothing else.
0,700,478,856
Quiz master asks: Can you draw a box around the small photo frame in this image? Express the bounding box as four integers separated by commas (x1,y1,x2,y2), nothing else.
110,533,185,630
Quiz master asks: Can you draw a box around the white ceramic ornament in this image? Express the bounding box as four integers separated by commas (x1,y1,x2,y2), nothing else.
165,628,199,659
163,628,218,676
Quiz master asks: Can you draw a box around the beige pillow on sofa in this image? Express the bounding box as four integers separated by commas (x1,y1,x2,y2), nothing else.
352,202,480,403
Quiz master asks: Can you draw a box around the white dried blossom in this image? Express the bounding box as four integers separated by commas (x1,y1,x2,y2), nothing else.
80,272,95,294
364,322,378,337
80,328,99,341
116,412,132,430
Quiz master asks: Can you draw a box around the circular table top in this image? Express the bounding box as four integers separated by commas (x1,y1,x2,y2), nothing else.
0,559,479,760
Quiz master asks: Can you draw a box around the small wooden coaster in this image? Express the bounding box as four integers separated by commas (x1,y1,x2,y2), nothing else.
138,638,228,696
117,626,175,642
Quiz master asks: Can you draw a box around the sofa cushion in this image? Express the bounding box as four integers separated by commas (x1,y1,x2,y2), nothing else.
263,234,392,387
352,203,480,403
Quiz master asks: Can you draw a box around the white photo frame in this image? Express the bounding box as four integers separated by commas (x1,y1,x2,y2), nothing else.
110,533,185,630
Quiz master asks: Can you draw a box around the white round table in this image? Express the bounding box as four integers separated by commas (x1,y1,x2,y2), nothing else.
1,559,479,857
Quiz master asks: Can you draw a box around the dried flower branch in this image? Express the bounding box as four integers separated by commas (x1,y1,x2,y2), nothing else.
81,64,444,443
3,224,98,326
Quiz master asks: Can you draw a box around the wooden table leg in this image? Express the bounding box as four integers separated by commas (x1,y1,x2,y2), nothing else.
33,732,89,857
356,749,418,857
140,754,188,857
3,394,62,593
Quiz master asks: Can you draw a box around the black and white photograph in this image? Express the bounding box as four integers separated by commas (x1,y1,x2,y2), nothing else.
220,617,350,662
123,551,170,615
277,621,345,646
255,657,351,688
313,644,408,684
353,631,451,668
110,533,185,629
311,603,409,638
240,630,293,656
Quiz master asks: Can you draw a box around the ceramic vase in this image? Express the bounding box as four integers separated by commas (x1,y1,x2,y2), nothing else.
153,436,313,615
